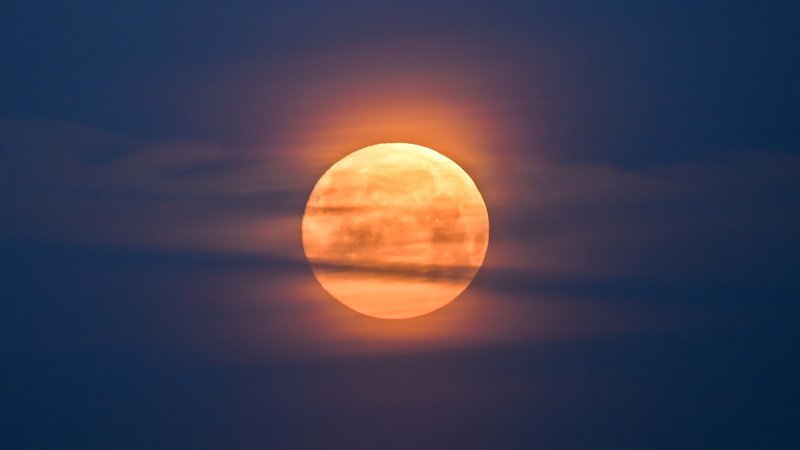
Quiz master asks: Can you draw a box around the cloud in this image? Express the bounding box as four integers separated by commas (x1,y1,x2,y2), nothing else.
3,116,798,360
0,119,307,258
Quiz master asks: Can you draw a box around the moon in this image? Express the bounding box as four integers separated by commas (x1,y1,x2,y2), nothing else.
302,143,489,319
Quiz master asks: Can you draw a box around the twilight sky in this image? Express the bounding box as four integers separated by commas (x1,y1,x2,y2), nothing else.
2,1,799,449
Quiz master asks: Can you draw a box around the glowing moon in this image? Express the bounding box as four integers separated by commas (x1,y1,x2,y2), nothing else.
302,143,489,319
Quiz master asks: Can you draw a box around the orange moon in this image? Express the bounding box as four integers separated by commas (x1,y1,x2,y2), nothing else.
302,143,489,319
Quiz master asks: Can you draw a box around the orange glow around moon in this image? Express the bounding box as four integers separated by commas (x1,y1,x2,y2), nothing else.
302,143,489,319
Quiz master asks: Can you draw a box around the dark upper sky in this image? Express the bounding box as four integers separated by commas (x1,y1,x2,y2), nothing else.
2,1,799,449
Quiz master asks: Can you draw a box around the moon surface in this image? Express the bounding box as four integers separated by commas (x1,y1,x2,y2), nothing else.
302,143,489,319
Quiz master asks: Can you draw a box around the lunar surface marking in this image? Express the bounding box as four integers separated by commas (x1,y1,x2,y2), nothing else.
302,143,489,319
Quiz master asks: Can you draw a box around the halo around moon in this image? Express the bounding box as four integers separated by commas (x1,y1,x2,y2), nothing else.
302,143,489,319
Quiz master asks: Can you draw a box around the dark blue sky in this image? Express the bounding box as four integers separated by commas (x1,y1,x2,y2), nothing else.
2,1,799,449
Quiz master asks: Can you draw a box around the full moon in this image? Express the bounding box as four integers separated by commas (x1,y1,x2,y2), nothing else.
302,143,489,319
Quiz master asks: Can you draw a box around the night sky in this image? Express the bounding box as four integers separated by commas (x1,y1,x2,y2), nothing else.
3,1,800,449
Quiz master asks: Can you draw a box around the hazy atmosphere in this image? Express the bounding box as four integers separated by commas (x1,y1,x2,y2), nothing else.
3,1,799,448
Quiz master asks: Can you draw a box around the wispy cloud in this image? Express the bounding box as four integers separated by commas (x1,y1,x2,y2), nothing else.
4,114,797,360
